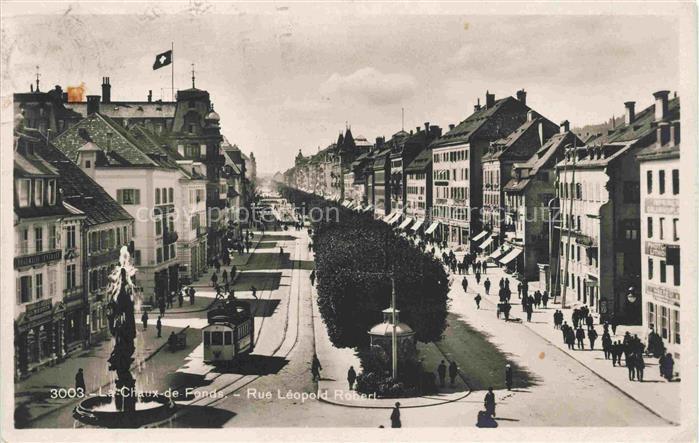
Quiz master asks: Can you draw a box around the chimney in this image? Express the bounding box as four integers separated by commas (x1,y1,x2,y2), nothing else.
148,90,153,103
527,110,537,122
657,121,671,146
449,124,455,131
101,77,111,103
474,98,481,112
516,89,526,106
485,91,495,109
653,90,670,121
86,95,101,114
430,125,442,138
424,122,430,133
624,101,635,125
560,120,570,134
62,92,68,103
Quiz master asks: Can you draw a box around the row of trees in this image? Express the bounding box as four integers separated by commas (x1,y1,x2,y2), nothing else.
279,186,450,349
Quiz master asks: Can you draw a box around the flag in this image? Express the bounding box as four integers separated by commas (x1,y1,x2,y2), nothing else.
153,50,172,70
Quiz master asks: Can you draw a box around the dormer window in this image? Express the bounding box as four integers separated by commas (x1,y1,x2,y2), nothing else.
47,179,56,205
189,124,196,134
34,179,44,206
17,179,30,207
84,160,91,168
189,100,195,109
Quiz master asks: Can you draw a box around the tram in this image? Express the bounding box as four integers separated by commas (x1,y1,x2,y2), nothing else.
203,299,255,364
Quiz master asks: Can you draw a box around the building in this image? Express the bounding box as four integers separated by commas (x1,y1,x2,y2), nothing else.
430,90,533,246
404,146,432,232
555,91,679,324
51,112,189,306
637,119,681,359
501,122,582,284
32,136,134,344
14,129,87,379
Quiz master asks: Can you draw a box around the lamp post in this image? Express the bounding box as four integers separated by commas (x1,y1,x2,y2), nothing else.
391,275,397,379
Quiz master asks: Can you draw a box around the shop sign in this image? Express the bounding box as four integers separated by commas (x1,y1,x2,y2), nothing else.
26,299,52,319
646,283,680,307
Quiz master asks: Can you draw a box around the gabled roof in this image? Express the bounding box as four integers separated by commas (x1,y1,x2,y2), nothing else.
33,141,133,226
405,146,432,173
482,116,559,161
65,101,177,120
432,96,526,148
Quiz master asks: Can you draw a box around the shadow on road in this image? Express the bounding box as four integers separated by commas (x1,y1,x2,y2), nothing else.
216,355,289,376
170,405,237,428
247,299,281,317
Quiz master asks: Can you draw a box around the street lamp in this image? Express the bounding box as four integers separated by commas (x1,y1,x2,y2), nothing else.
626,287,637,304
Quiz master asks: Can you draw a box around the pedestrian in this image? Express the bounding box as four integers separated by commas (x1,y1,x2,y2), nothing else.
475,271,481,285
610,314,618,335
505,364,513,391
525,303,533,322
231,265,237,281
390,402,402,428
211,271,218,288
222,269,229,285
474,294,482,310
347,366,357,390
168,331,176,348
156,316,162,338
484,387,496,417
660,353,674,381
586,314,594,331
462,276,468,293
188,286,195,305
602,331,612,360
542,290,549,308
279,246,284,257
448,360,458,386
310,269,316,286
251,285,258,299
159,298,166,317
214,258,221,273
534,290,541,308
575,327,586,350
565,327,575,350
496,303,502,319
75,368,86,392
437,360,447,387
627,353,636,381
588,327,598,350
636,354,645,381
167,291,174,309
141,310,149,330
484,278,491,295
178,291,184,308
517,282,522,299
503,302,511,321
311,354,323,381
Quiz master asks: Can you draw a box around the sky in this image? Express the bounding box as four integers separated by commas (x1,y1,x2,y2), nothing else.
1,3,681,175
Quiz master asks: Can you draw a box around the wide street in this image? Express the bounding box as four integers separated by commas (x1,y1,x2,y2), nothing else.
23,225,674,429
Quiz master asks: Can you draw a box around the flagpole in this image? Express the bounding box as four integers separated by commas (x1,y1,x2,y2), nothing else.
171,41,174,101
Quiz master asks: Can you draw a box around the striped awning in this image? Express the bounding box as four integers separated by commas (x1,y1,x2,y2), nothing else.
425,221,440,235
346,201,356,209
411,218,425,231
488,245,511,260
398,217,413,230
499,247,523,265
477,236,494,250
341,200,351,207
363,204,374,213
388,212,403,225
472,230,489,242
382,212,395,222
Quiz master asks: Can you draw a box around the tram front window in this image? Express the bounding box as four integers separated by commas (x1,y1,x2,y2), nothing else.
212,331,223,345
224,331,232,345
204,331,211,345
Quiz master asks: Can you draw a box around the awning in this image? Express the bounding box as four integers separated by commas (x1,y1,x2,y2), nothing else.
341,200,351,207
388,212,403,225
398,217,413,230
354,204,364,212
363,204,374,213
382,212,395,222
472,230,489,242
411,218,425,231
425,221,440,235
477,236,494,250
346,201,356,209
488,246,510,260
499,247,523,265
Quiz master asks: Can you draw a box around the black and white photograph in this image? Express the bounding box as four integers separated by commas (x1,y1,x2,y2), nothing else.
1,1,697,441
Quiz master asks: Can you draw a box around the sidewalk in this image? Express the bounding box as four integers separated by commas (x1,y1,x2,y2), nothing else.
451,259,681,425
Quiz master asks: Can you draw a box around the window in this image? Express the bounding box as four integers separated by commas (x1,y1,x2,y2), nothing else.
659,170,666,194
19,276,32,303
624,222,638,240
116,189,141,205
646,170,653,194
35,273,43,299
47,179,56,205
155,218,162,236
66,264,76,289
647,217,653,239
133,250,141,266
66,225,76,249
211,331,223,345
673,310,680,344
34,179,44,206
17,179,30,207
659,218,665,240
647,302,655,330
85,160,91,168
155,188,161,204
224,331,232,345
49,225,57,249
156,247,163,263
116,228,121,246
648,258,654,280
672,169,679,195
659,260,667,283
34,227,43,252
673,218,679,241
168,188,174,203
203,331,210,345
48,269,56,296
660,307,668,339
19,228,28,254
623,181,640,203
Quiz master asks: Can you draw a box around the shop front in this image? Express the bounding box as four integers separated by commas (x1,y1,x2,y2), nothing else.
14,299,65,379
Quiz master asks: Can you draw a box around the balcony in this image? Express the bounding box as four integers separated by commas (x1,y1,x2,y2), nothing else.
164,231,179,244
88,247,121,268
14,249,62,269
63,285,84,303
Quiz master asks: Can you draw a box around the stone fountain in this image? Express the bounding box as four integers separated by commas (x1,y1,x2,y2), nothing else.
73,246,175,428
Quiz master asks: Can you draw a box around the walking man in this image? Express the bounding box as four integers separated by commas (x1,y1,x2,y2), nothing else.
390,402,402,428
211,271,218,288
484,278,491,295
462,276,468,293
505,364,513,390
251,285,258,299
542,290,549,308
576,327,586,350
474,294,482,310
310,269,316,287
588,327,598,350
347,366,357,390
484,388,496,417
75,368,86,392
141,310,149,330
437,360,447,387
156,316,162,338
311,354,323,381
